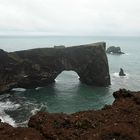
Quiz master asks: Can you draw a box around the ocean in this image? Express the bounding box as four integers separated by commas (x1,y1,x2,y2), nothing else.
0,36,140,127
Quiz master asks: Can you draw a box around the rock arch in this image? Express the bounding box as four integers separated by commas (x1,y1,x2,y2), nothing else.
0,42,110,94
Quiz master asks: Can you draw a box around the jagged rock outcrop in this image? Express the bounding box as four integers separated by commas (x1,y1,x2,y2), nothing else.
0,42,110,94
106,46,124,54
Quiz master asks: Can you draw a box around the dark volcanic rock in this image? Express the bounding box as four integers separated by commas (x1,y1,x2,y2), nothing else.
106,46,124,54
0,122,45,140
119,68,126,76
0,42,110,94
27,89,140,140
113,89,133,99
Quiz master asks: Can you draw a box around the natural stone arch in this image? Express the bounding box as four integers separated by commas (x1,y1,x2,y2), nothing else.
0,42,110,94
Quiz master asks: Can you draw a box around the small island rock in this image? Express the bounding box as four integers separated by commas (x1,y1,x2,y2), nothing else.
106,46,124,54
119,68,126,76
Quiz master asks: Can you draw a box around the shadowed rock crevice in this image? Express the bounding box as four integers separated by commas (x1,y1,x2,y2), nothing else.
0,42,110,94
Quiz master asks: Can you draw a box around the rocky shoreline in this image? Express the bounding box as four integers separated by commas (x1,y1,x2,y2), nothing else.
0,89,140,140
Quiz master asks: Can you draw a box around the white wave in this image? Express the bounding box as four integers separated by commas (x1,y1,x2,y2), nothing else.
112,72,129,78
55,79,61,82
12,88,26,92
0,100,20,127
16,120,28,127
31,104,47,115
31,107,40,115
35,87,42,90
125,53,131,55
112,72,120,78
0,113,16,127
0,101,20,110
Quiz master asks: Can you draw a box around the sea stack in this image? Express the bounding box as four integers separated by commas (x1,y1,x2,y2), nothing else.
119,68,126,76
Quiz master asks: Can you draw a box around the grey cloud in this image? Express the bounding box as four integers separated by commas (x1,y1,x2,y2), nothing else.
0,0,140,36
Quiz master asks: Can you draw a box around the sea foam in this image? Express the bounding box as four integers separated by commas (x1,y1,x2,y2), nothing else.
31,104,47,115
0,100,20,127
12,88,26,92
112,72,129,78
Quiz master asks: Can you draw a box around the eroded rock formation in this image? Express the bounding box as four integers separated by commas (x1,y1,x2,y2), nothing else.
0,42,110,94
106,46,124,54
1,89,140,140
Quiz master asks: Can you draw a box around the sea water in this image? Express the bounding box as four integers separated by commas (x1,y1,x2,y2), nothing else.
0,36,140,126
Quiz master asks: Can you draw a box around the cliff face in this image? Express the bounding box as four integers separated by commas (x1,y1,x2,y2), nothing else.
0,42,110,94
0,89,140,140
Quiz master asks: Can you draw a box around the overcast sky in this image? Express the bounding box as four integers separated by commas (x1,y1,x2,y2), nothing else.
0,0,140,36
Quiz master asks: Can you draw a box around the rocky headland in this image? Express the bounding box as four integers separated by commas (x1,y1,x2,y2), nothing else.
0,42,110,94
0,89,140,140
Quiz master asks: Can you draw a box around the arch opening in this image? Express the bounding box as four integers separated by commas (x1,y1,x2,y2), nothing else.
54,70,80,93
55,70,80,84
